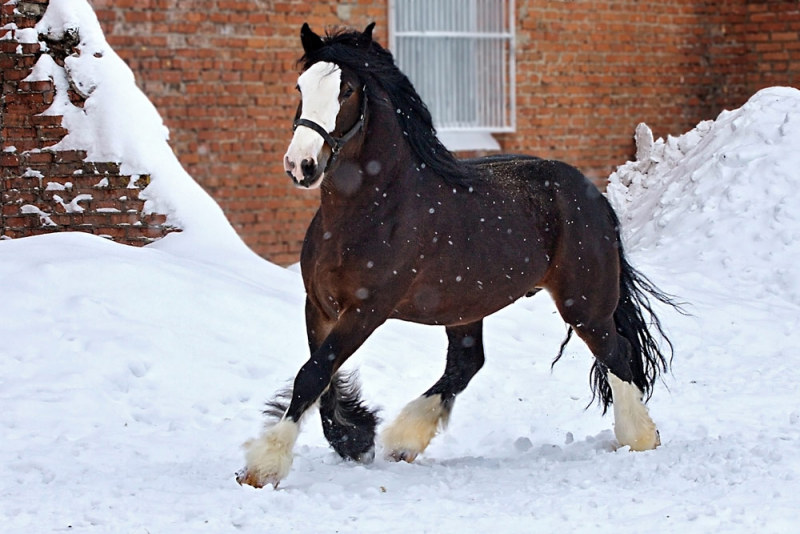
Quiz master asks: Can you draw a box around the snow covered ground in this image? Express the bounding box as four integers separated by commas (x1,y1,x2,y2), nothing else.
2,1,799,532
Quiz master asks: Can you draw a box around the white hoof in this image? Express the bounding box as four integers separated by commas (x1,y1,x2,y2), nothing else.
236,419,298,488
381,395,447,462
608,373,660,451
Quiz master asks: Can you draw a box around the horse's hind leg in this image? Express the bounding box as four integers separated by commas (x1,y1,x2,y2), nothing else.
550,277,661,451
381,320,485,462
572,319,660,451
319,371,379,463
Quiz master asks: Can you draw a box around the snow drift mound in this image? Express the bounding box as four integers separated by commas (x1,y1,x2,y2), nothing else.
608,86,800,306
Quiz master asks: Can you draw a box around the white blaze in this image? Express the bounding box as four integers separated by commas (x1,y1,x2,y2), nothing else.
284,61,342,186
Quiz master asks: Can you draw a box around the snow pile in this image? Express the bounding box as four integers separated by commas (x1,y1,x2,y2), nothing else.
1,22,40,46
608,86,800,305
27,0,251,260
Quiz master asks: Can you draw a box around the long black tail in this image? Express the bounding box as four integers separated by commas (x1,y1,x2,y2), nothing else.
602,205,682,411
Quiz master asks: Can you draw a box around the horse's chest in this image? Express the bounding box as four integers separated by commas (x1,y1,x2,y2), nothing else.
305,247,370,311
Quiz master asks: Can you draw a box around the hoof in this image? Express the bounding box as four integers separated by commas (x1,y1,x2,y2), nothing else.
626,430,661,452
356,446,376,464
236,467,281,489
327,432,377,463
622,428,661,452
385,448,418,463
235,467,281,489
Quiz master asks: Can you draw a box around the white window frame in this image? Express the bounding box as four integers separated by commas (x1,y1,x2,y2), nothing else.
389,0,516,151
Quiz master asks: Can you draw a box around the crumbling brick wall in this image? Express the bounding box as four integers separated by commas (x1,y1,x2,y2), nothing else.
0,0,175,245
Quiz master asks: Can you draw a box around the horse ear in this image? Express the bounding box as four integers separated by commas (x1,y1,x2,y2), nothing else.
358,22,375,46
301,23,324,54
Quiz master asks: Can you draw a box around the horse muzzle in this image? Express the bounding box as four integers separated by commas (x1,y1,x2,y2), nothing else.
284,153,326,189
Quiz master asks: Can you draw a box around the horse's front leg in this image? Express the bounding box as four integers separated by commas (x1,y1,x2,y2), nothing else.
306,298,380,463
381,320,485,462
236,305,385,489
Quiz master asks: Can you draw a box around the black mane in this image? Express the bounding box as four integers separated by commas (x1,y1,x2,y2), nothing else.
299,28,471,185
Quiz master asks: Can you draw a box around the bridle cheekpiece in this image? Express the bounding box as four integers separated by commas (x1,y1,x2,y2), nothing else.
292,85,368,170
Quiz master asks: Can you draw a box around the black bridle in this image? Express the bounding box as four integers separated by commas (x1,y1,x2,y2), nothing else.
292,86,368,171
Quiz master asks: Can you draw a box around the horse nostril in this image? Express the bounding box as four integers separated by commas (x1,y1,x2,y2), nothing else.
301,158,316,179
284,156,296,172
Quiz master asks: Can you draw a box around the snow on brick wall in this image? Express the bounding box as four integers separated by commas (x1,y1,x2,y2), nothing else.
0,0,176,245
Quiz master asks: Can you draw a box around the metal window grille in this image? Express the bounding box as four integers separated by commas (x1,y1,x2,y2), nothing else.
390,0,516,142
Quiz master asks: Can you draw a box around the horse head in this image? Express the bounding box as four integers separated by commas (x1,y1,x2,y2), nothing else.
283,23,372,189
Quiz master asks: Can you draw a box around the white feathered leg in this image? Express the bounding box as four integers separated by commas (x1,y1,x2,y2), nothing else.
381,394,449,462
608,372,661,451
236,419,299,488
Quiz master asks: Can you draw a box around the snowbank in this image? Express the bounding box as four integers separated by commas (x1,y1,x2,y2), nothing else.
608,86,800,306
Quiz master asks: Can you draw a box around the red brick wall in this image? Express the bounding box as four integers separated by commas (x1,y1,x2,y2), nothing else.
503,1,710,180
3,1,798,264
504,1,796,182
705,0,800,112
0,0,174,244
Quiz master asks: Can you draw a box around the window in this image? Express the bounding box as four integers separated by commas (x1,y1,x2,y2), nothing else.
390,0,516,151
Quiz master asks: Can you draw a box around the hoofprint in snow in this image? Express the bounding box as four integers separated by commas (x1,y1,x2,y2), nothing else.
2,0,799,531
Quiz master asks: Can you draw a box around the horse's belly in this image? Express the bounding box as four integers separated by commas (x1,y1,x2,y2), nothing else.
390,271,541,326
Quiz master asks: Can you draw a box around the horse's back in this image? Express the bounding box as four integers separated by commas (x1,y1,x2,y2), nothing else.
462,153,542,167
468,154,593,192
468,153,621,305
467,154,609,223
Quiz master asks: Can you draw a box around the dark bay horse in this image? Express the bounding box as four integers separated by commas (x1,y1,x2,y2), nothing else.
237,23,677,488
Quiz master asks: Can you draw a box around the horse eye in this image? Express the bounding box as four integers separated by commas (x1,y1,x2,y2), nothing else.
342,86,354,99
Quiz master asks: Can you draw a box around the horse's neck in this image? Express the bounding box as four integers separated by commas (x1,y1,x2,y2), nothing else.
361,102,415,178
319,153,413,213
320,109,419,206
317,95,457,223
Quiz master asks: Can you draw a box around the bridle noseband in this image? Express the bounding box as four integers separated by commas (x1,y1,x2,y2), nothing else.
292,86,368,170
